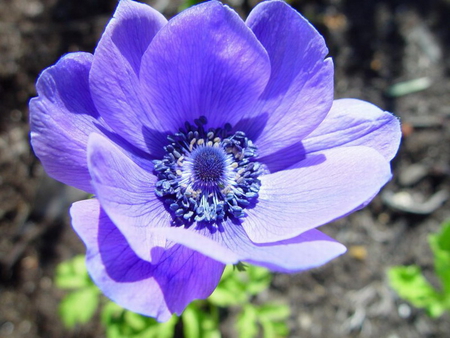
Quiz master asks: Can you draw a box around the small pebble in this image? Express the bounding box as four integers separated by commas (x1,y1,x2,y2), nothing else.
349,245,367,260
398,303,411,318
399,163,428,186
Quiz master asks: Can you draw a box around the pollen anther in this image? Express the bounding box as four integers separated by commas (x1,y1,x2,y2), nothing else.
153,116,261,225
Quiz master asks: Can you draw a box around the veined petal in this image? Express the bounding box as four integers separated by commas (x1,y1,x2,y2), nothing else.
258,99,401,172
243,146,392,243
71,199,224,322
90,0,168,156
139,0,270,131
240,0,333,159
150,222,346,272
30,52,103,193
87,133,171,262
303,99,401,161
149,226,240,265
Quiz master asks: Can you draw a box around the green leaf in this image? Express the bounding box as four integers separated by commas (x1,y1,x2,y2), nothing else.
209,265,272,307
436,220,450,251
256,303,290,321
387,220,450,318
262,320,289,338
220,264,234,279
388,265,445,317
178,0,205,12
429,220,450,294
209,283,248,307
256,304,290,338
105,324,122,338
183,305,201,338
102,301,178,338
55,255,93,289
237,304,259,338
182,303,220,338
101,301,125,326
388,265,437,306
245,266,272,296
124,311,148,332
209,266,248,306
260,319,276,338
134,314,178,338
234,261,248,272
59,287,100,328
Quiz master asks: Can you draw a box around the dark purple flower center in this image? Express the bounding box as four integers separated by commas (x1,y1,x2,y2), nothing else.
153,116,261,225
191,146,227,186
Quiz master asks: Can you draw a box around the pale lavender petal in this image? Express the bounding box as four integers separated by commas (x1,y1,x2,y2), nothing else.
150,226,241,265
242,229,346,272
150,222,345,272
30,52,102,193
70,199,224,322
258,99,401,172
243,146,392,243
240,0,333,159
139,1,270,131
87,133,171,262
303,98,401,161
90,0,168,156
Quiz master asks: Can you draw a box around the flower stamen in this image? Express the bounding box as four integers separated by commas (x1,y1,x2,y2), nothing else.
153,116,261,225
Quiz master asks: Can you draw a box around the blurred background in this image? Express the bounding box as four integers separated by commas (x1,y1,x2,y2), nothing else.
0,0,450,337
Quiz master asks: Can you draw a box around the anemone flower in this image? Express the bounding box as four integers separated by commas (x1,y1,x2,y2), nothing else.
30,0,401,321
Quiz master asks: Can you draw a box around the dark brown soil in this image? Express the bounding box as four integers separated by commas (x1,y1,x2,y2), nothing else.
1,0,449,337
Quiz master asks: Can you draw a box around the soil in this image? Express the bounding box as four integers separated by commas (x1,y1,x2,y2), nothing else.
1,0,450,337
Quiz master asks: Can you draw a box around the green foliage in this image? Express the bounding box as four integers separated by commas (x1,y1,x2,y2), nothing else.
182,302,221,338
211,265,289,338
101,302,178,338
234,261,248,272
55,257,290,337
237,303,290,338
55,255,100,328
388,266,445,317
209,265,272,307
178,0,205,12
429,222,450,296
55,254,93,289
388,220,450,317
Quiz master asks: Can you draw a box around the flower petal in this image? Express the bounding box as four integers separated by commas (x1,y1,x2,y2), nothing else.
139,0,270,131
89,0,168,155
241,229,346,272
303,98,401,161
70,199,224,322
30,52,102,193
150,224,346,272
87,133,170,262
243,146,392,243
256,99,401,173
239,0,333,159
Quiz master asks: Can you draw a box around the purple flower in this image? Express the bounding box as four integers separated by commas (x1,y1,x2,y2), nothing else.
29,0,401,321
